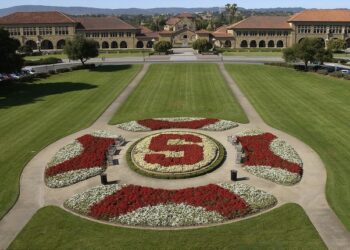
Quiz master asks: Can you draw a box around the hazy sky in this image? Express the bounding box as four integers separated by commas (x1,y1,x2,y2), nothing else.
0,0,349,9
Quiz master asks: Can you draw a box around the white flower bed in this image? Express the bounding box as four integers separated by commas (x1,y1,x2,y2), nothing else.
112,203,225,227
219,183,277,213
131,132,218,174
116,117,238,132
245,166,301,186
236,128,264,137
48,141,83,167
270,138,303,165
90,130,120,139
46,167,104,188
64,184,123,214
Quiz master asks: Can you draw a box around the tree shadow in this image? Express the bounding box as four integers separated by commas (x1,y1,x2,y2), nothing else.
91,65,132,72
0,82,97,108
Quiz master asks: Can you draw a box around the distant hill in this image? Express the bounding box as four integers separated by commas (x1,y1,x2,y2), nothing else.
0,5,307,17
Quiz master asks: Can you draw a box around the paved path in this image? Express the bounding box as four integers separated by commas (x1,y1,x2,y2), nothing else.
1,62,350,249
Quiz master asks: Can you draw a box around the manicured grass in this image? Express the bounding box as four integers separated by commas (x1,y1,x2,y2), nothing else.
225,64,350,229
9,204,326,249
110,64,248,124
223,51,282,57
24,52,145,61
0,65,141,219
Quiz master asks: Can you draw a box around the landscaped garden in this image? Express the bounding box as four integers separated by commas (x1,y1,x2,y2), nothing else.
109,63,248,124
0,65,141,218
225,64,350,229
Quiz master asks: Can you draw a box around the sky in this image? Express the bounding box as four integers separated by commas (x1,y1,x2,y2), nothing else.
0,0,349,9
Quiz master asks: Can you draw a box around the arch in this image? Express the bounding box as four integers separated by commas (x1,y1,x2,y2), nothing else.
57,39,66,50
41,40,53,50
259,40,266,48
120,41,127,48
224,40,232,48
25,40,37,50
298,38,305,44
276,40,284,48
316,38,326,48
146,41,154,48
250,40,257,48
240,40,248,48
111,41,118,48
136,41,144,48
347,38,350,49
268,40,275,48
102,41,109,49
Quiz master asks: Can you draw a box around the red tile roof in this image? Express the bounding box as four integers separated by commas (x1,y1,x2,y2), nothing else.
228,16,291,30
196,29,211,34
213,25,234,39
166,17,180,25
74,16,137,30
0,11,76,24
288,10,350,22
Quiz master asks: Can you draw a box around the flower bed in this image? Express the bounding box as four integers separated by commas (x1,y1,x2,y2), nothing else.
116,117,238,132
45,131,120,188
64,183,277,227
235,130,303,185
128,132,225,179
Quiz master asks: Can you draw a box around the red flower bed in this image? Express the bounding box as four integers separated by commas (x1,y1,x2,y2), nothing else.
237,133,302,174
138,118,219,130
144,134,204,166
45,135,115,177
89,184,249,219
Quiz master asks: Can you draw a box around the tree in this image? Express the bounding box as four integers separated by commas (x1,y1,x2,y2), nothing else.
225,3,238,24
17,45,33,55
0,29,23,73
64,35,99,65
283,37,333,69
192,39,213,53
327,39,346,52
154,41,172,53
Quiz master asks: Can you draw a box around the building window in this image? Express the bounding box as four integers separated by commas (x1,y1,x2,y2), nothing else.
85,33,91,38
268,31,275,36
126,32,132,37
236,31,241,36
243,31,248,36
110,32,118,37
4,27,21,36
55,26,68,35
101,32,109,37
39,26,52,35
92,32,99,38
298,25,311,34
119,32,124,37
23,27,37,36
284,31,289,36
346,26,350,34
329,25,342,34
314,25,326,34
249,31,257,36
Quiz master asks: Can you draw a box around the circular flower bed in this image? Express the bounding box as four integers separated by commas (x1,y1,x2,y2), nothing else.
45,130,121,188
116,117,238,132
127,132,225,179
64,183,277,227
235,129,303,185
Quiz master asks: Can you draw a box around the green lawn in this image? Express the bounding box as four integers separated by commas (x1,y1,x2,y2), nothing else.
9,204,326,250
110,63,248,124
0,65,141,219
225,64,350,230
24,52,145,61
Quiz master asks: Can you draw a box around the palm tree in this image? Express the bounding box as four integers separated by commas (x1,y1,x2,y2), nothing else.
225,3,238,24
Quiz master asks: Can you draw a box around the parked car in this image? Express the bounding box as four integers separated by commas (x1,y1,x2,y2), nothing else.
22,67,36,75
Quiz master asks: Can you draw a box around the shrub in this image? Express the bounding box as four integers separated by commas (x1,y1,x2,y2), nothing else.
192,39,213,53
329,71,344,78
17,45,33,55
343,74,350,80
48,70,56,75
24,57,63,66
71,64,96,71
316,69,328,75
154,41,172,53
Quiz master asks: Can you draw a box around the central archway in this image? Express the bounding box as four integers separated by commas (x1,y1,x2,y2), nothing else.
136,41,144,48
250,40,257,48
102,41,109,49
57,39,66,50
120,41,128,48
259,40,266,48
268,40,275,48
240,40,248,48
41,40,53,50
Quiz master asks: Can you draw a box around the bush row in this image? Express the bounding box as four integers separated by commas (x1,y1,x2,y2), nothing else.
217,48,283,53
24,57,63,66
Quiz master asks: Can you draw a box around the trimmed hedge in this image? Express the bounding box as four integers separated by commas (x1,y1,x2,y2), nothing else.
24,57,63,66
126,133,226,180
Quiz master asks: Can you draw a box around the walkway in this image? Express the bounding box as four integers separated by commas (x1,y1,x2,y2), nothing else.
0,62,350,249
